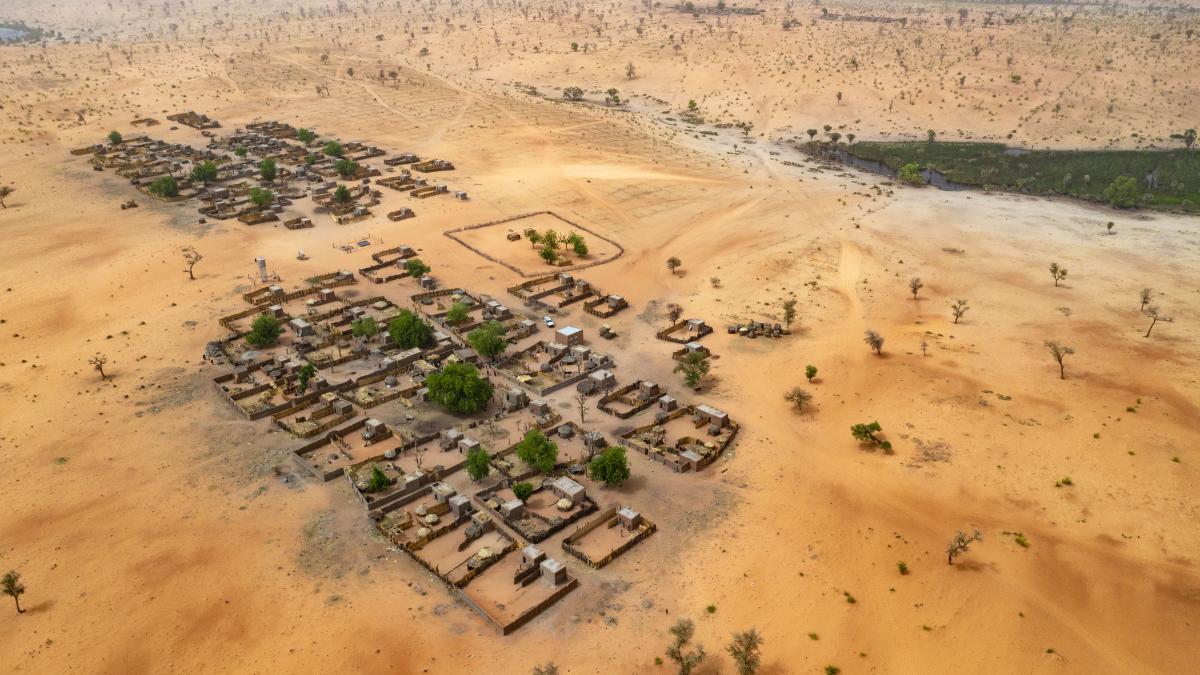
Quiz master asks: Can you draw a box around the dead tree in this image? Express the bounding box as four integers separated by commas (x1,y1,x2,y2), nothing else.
575,391,589,423
88,353,109,380
909,277,923,299
182,246,203,280
1139,287,1153,311
665,302,683,326
1143,305,1170,337
864,330,884,355
947,529,983,564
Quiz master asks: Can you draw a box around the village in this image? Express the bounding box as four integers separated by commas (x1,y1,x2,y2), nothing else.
74,116,741,635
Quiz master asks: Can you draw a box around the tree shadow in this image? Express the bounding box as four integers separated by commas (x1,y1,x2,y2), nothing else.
22,598,56,614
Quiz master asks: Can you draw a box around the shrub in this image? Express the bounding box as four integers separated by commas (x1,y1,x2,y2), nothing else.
148,175,179,198
512,481,534,501
805,364,817,382
107,130,123,144
404,258,431,278
323,140,344,157
1103,175,1138,208
897,162,924,185
367,466,390,492
897,561,909,575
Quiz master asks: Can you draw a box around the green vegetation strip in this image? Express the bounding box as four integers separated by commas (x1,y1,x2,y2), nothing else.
845,141,1200,212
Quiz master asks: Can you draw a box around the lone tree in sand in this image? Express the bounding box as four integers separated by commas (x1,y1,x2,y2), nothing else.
782,298,797,330
784,387,812,412
181,246,203,280
1139,287,1153,311
667,256,682,275
665,302,684,326
1049,262,1068,287
947,530,983,565
727,628,764,675
863,330,884,355
1142,305,1170,338
909,277,924,300
89,353,109,380
674,350,711,389
2,570,26,614
851,421,891,451
950,299,970,324
531,664,559,675
562,86,584,101
605,88,620,105
805,365,818,382
1044,341,1075,379
0,184,12,208
625,62,637,79
666,618,705,675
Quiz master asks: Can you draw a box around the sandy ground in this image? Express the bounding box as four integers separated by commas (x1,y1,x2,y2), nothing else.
1,1,1199,674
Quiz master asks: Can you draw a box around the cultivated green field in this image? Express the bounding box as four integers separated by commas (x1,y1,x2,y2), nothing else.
844,142,1200,213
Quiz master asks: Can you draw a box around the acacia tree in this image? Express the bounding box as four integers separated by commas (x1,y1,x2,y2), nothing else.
1143,305,1170,337
909,277,924,300
950,299,970,324
625,62,637,79
1049,262,1068,287
1044,341,1074,379
0,184,13,208
947,530,983,565
673,350,711,388
1139,287,1153,311
89,353,109,380
665,302,684,326
727,628,764,675
863,330,884,355
2,571,25,614
784,387,812,412
666,256,682,275
181,246,203,280
666,619,705,675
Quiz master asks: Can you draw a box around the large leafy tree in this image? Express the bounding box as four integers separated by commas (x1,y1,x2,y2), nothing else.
466,446,491,481
588,446,631,487
148,175,179,198
404,258,431,278
190,160,218,183
258,158,277,181
388,310,433,349
245,313,282,347
323,140,344,157
467,321,508,361
515,429,558,474
426,362,493,414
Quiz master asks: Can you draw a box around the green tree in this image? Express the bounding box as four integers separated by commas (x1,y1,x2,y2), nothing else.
1103,175,1138,208
248,186,274,210
445,302,470,325
2,571,25,614
667,256,682,275
296,128,317,144
562,86,584,101
673,350,711,388
805,365,817,382
388,310,433,349
588,446,631,487
1169,128,1196,150
515,429,558,474
539,243,559,263
467,321,508,361
324,140,344,158
897,162,924,185
148,175,179,198
258,157,277,181
245,313,282,347
351,316,379,340
666,619,705,675
851,421,890,450
367,465,390,492
512,481,534,501
727,629,764,675
235,147,248,158
335,158,359,177
190,160,218,183
572,239,588,256
333,183,353,203
404,258,431,278
297,363,317,394
782,298,797,329
525,229,542,249
466,446,491,481
426,362,493,414
107,130,123,144
1049,262,1068,287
